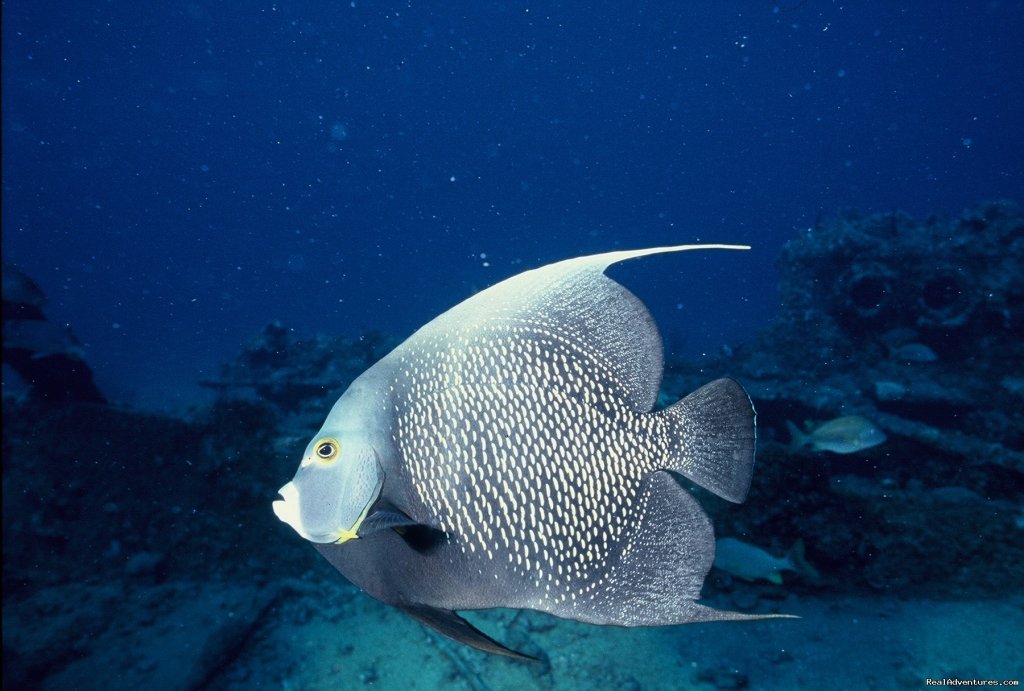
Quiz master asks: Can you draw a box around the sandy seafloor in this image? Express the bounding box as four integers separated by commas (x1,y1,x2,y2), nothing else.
6,575,1021,691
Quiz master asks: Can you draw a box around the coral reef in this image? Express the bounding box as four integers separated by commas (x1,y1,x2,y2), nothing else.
198,320,397,415
664,200,1024,598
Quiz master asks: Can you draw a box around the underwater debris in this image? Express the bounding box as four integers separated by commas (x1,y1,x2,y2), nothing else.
782,202,1023,350
731,201,1023,473
660,201,1023,596
872,411,1024,473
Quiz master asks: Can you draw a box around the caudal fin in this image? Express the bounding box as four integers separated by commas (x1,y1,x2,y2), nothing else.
656,378,756,503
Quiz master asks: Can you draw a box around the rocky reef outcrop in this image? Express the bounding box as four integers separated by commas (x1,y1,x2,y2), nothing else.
666,200,1023,598
2,263,106,404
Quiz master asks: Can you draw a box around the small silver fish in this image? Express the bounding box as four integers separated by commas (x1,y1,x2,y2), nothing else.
786,415,886,454
274,244,789,658
714,537,818,585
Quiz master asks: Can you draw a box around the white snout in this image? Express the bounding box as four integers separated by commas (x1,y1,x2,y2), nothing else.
273,482,310,538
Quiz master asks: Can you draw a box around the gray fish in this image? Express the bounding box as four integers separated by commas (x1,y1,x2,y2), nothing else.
786,415,887,454
273,245,782,659
714,537,819,585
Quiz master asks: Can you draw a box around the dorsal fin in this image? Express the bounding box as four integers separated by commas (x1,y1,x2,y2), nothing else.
407,245,749,412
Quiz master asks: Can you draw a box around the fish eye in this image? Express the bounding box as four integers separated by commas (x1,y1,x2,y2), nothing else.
314,438,341,462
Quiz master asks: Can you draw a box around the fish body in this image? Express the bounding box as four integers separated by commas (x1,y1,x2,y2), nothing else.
273,245,781,658
714,538,817,585
786,415,886,454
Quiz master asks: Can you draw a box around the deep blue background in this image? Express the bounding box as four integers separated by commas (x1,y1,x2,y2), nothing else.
3,1,1022,409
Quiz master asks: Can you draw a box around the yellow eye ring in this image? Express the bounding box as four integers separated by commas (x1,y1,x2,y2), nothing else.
313,437,341,463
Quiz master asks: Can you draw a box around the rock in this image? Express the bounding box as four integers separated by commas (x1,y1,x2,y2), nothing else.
28,582,283,691
729,587,762,611
874,380,906,401
696,665,749,689
125,552,165,577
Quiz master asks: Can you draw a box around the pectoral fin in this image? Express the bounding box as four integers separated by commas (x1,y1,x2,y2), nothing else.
356,509,422,537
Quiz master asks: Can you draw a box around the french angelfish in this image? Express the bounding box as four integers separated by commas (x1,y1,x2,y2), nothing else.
273,244,782,659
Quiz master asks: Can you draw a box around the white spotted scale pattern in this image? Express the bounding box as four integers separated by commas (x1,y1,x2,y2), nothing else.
391,312,671,606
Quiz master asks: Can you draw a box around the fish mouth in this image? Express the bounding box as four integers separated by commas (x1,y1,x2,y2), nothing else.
272,482,308,538
272,482,353,544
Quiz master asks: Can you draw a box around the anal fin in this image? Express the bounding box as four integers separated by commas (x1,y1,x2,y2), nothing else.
359,502,447,553
545,471,792,627
398,604,537,661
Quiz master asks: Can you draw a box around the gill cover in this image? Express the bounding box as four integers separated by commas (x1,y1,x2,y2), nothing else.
273,436,384,544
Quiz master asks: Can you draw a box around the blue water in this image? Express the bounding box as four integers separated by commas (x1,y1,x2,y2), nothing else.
5,4,1024,688
4,1,1021,409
